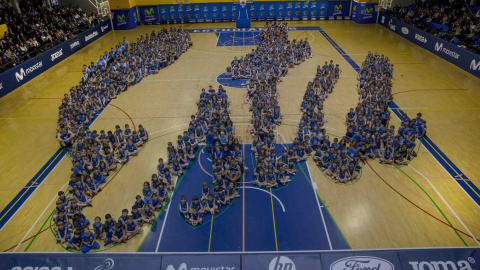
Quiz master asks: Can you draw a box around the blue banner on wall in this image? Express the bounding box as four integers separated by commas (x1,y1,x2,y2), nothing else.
138,1,348,24
138,5,160,24
352,0,377,24
0,20,111,98
112,7,138,29
0,253,162,270
161,255,241,270
243,254,322,270
1,248,480,270
379,13,480,78
328,0,349,19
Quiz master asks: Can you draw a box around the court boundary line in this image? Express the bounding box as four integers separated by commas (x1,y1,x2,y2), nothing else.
11,245,479,254
315,27,480,208
306,162,333,250
155,175,179,252
269,187,279,251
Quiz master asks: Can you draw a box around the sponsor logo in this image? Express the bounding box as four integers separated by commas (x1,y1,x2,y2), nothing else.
409,258,475,270
330,256,394,270
117,13,127,26
50,48,63,62
69,39,80,50
388,19,396,31
101,24,109,32
94,258,115,270
0,82,3,90
414,33,427,43
165,262,236,270
434,42,460,59
144,7,157,22
14,61,43,82
145,8,155,15
381,16,385,23
269,256,296,270
333,4,343,15
365,7,373,14
471,59,480,71
401,27,409,35
85,31,98,42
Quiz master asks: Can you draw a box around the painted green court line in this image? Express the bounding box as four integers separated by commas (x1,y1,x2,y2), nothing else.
394,166,468,246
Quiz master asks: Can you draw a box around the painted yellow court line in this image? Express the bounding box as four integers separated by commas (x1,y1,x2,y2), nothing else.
208,213,214,252
424,139,480,199
270,187,278,251
0,149,64,221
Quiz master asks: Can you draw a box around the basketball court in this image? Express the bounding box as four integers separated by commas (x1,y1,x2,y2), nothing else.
0,19,479,255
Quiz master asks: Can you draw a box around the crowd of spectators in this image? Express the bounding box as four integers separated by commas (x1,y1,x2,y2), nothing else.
0,0,104,72
385,0,480,54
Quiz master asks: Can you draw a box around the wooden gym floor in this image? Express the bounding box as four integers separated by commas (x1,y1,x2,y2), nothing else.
0,21,479,252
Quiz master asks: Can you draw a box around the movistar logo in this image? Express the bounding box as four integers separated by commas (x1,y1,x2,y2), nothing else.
166,263,187,270
471,59,480,71
335,5,342,10
353,6,356,11
365,7,373,13
145,8,155,15
117,14,125,20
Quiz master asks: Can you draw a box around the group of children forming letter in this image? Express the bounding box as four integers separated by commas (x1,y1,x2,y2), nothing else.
53,28,192,253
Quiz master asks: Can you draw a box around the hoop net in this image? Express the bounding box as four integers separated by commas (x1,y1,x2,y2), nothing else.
240,0,246,8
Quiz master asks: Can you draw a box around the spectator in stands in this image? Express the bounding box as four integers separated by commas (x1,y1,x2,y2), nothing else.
386,0,480,54
0,0,103,72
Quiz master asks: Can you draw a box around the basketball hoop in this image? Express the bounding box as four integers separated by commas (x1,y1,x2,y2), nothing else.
240,0,246,8
375,5,382,12
106,12,113,20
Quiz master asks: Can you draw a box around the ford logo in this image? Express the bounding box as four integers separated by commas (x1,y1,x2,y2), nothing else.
401,27,409,35
331,256,395,270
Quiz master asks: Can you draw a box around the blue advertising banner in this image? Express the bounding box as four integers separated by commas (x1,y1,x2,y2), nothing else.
379,13,480,78
0,248,480,270
352,0,377,24
159,5,169,23
328,1,349,19
112,7,138,29
161,254,241,270
318,1,328,19
185,4,194,23
397,248,480,270
321,250,403,270
0,253,162,270
139,1,341,23
243,254,322,270
138,6,160,24
0,20,111,98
